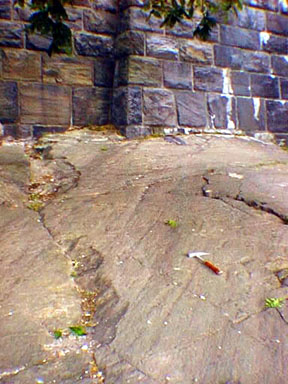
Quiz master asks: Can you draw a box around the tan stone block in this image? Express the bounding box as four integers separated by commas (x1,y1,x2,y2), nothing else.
2,49,41,81
20,83,71,125
43,56,93,86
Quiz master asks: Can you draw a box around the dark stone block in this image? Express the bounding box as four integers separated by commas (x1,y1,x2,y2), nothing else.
179,39,213,65
220,25,260,50
237,97,265,132
243,0,278,11
267,13,288,36
267,100,288,133
72,87,111,126
118,57,162,87
94,59,115,87
83,9,117,35
123,125,152,139
250,74,279,98
261,34,288,55
226,6,265,31
112,86,142,126
175,91,206,127
214,45,270,73
74,33,114,58
0,0,10,19
13,5,32,21
231,71,250,96
32,125,67,138
0,82,18,123
272,56,288,77
146,34,178,60
0,22,23,48
26,32,51,51
280,78,288,99
91,0,117,12
120,8,163,33
207,94,236,130
194,66,223,93
116,31,144,57
65,8,83,31
163,61,192,90
143,89,176,126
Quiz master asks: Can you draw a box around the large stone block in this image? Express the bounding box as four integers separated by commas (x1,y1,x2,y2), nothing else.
116,31,144,57
214,45,270,73
2,50,41,81
220,25,260,50
243,0,278,11
179,40,213,65
175,91,206,127
194,66,223,93
237,97,265,132
226,6,265,31
72,87,111,126
20,84,71,125
0,82,18,123
143,89,176,126
163,61,192,90
65,8,83,31
146,34,178,60
261,34,288,55
280,79,288,99
231,71,250,96
32,125,67,138
207,94,236,130
0,23,23,48
267,13,288,36
94,59,115,87
92,0,117,12
120,8,163,33
83,9,117,35
0,0,10,19
74,33,114,58
267,100,288,133
26,33,51,51
112,86,142,126
250,74,279,98
271,56,288,77
43,56,93,86
118,57,162,87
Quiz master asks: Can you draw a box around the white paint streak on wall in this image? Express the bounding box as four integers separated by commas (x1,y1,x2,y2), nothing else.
222,69,234,130
284,56,288,63
279,0,288,12
253,98,260,121
222,68,233,95
260,32,270,48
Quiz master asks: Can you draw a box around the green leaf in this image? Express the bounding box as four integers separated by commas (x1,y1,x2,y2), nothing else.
165,219,178,228
265,297,285,309
53,329,63,339
69,326,87,336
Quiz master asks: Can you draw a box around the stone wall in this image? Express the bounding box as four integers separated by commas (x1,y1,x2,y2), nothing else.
0,0,287,141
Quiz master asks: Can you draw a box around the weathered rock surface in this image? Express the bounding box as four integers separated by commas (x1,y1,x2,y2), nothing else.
1,131,288,383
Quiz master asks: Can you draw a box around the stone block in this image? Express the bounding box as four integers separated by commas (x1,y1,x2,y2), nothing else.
231,71,250,96
120,0,148,11
0,0,10,19
179,39,213,65
175,91,206,127
92,0,117,12
83,9,117,35
116,31,144,57
267,100,288,133
123,125,152,139
272,56,288,77
250,74,279,98
207,94,236,130
163,61,192,90
0,82,18,123
226,6,265,31
13,5,31,21
280,79,288,99
146,34,178,60
274,134,288,146
143,89,176,126
214,45,270,73
112,86,142,126
120,8,163,33
220,25,260,50
32,125,67,138
72,87,111,126
26,32,51,51
94,59,115,87
267,13,288,36
65,8,83,31
243,0,278,11
43,56,93,86
2,124,17,138
194,66,223,93
237,97,265,132
261,34,288,55
2,50,41,81
74,33,114,58
0,22,23,48
20,84,71,125
118,57,162,87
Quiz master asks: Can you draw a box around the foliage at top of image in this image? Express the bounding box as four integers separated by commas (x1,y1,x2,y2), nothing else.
146,0,243,40
14,0,243,55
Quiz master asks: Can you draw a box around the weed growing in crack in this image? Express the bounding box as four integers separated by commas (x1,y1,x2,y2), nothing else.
165,219,178,228
69,325,87,336
265,297,285,309
53,329,63,339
